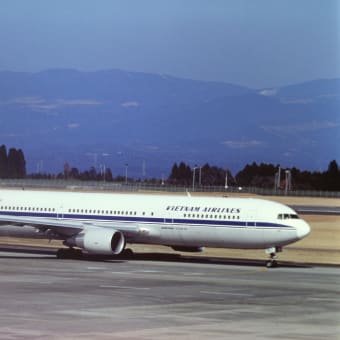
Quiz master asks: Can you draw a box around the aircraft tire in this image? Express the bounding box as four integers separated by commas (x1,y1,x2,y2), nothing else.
56,248,83,259
266,260,278,268
122,248,134,258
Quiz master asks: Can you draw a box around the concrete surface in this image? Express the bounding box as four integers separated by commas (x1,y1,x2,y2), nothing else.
0,250,339,339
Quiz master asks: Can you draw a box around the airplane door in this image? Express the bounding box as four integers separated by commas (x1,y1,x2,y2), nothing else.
164,217,173,224
246,210,257,228
246,209,264,244
161,212,181,243
57,206,64,219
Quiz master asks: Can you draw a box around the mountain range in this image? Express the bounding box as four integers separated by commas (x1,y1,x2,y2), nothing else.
0,69,339,177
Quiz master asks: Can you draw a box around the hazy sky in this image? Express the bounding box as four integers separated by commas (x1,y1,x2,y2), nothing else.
0,0,339,88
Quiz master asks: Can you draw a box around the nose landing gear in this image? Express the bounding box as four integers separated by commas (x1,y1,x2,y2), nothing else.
265,246,282,268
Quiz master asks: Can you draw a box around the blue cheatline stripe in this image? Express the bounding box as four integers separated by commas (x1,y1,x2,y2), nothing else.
0,210,295,230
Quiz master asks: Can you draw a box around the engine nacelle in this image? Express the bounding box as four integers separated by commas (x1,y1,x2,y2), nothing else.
65,228,125,255
171,246,205,253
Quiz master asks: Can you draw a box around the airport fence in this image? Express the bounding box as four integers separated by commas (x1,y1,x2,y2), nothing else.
1,178,340,198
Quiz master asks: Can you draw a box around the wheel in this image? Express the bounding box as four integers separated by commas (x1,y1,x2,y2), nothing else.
69,248,83,259
266,260,278,268
56,248,83,259
122,248,134,258
56,248,67,259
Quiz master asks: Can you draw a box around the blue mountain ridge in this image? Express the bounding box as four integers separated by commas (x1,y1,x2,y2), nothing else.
0,69,339,177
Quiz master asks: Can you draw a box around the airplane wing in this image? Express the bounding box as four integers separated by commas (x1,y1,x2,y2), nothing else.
0,215,140,238
0,215,83,237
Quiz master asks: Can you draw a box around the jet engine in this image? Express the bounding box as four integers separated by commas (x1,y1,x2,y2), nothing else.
65,228,125,255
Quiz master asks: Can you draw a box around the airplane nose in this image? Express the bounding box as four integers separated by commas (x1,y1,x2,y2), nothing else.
296,220,311,239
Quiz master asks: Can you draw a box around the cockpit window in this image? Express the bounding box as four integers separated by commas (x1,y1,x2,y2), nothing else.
278,213,299,220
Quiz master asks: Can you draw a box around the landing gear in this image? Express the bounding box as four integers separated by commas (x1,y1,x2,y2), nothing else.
265,247,282,268
56,248,83,259
266,257,278,268
121,248,134,258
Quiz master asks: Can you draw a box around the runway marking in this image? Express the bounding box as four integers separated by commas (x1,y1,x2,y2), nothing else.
135,270,163,273
307,297,340,302
100,285,150,290
111,270,163,275
86,266,107,270
200,290,253,297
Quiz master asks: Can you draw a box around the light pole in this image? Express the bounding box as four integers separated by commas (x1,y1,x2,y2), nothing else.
125,163,128,184
192,166,202,190
192,166,198,191
277,166,281,189
285,170,291,195
99,164,106,182
198,166,202,187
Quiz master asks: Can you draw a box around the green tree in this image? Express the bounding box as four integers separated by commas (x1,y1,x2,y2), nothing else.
324,160,340,191
17,149,26,178
169,163,179,183
7,148,26,178
236,162,277,188
0,145,8,178
105,168,113,182
168,162,192,185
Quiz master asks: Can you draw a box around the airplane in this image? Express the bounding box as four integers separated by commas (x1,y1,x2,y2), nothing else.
0,189,310,267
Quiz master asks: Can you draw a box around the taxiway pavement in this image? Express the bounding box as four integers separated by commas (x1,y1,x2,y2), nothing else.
0,249,339,339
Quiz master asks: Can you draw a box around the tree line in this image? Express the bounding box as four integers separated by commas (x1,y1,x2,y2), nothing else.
1,145,340,191
168,162,235,187
234,160,340,191
0,145,26,178
168,160,340,191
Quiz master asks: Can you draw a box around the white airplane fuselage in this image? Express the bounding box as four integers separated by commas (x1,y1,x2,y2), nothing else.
0,189,310,255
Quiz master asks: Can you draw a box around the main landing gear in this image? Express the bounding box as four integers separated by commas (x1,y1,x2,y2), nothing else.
265,246,282,268
56,247,83,259
121,248,134,258
56,247,134,260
